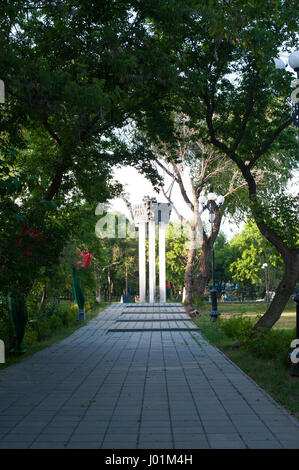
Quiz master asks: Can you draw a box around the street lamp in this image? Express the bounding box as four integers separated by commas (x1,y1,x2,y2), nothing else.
274,50,299,127
261,262,270,303
199,192,224,322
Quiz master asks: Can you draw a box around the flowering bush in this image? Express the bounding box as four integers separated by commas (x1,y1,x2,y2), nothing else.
75,248,94,269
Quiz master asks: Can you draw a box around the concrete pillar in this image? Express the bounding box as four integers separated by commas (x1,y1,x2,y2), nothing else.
159,221,166,303
148,219,156,302
138,222,146,302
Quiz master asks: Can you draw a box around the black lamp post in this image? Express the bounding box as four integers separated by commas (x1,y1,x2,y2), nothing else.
261,262,270,302
199,192,224,322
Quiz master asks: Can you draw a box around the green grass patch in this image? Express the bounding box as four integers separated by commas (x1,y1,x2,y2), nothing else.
214,300,296,330
193,302,299,421
0,302,110,371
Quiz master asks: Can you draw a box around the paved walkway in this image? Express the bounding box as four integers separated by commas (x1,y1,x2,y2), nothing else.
0,303,298,449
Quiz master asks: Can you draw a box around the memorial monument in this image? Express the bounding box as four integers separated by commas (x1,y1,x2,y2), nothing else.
132,197,172,303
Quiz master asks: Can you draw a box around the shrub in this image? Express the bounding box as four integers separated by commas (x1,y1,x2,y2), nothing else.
36,321,52,341
49,314,63,331
23,329,38,346
60,304,77,326
84,300,93,313
247,327,296,364
218,315,254,341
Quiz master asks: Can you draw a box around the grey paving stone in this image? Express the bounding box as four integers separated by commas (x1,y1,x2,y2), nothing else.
210,441,247,449
66,442,101,449
240,432,278,441
30,442,68,449
174,441,210,449
246,441,283,449
0,442,31,449
0,302,298,450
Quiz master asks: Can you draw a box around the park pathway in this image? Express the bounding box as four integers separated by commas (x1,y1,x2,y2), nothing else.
0,302,298,449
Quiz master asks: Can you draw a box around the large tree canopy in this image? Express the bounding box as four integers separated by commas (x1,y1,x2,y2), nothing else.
0,1,298,331
0,0,192,293
172,0,299,328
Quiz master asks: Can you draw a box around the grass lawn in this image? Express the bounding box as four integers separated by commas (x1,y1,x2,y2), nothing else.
193,301,299,421
0,302,111,371
217,300,297,329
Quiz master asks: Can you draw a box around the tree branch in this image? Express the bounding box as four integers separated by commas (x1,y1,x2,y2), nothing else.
231,87,255,152
247,118,292,170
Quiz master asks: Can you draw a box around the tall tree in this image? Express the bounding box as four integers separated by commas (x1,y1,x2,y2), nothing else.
176,0,298,328
151,116,267,305
0,0,192,294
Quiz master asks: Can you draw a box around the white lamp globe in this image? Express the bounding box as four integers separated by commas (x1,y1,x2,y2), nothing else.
207,192,217,201
273,58,286,69
288,51,299,71
216,195,225,205
198,195,207,204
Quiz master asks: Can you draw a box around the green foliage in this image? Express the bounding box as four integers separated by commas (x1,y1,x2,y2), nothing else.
0,298,14,351
255,193,299,250
166,223,188,292
214,233,236,284
60,304,78,327
229,220,283,290
218,315,254,341
246,328,296,365
48,314,63,332
0,0,189,298
218,314,296,367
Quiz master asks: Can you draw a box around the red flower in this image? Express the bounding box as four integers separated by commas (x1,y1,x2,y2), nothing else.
75,249,94,269
81,253,94,269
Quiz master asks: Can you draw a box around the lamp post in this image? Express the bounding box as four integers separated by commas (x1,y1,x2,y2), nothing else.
261,262,270,303
274,50,299,127
199,192,224,322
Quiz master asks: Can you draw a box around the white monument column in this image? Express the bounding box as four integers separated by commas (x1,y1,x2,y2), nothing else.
132,198,171,304
138,222,146,302
159,220,166,303
148,218,156,302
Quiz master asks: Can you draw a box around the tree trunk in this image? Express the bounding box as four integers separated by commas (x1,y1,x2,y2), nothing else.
107,269,112,302
253,252,299,330
96,274,102,303
243,170,299,329
184,224,197,305
193,238,211,297
37,284,47,322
